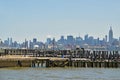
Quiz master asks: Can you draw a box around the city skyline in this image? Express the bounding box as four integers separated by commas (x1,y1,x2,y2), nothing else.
0,0,120,42
0,27,120,51
0,27,119,43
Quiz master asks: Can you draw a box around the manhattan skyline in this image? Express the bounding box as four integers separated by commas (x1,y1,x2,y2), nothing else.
0,0,120,42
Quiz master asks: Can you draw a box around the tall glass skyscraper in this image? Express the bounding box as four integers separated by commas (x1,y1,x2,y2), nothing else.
109,27,113,43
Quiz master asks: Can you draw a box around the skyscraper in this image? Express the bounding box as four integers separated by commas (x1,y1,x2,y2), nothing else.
46,38,51,44
105,35,107,42
10,38,12,46
84,34,88,43
109,27,113,43
60,36,65,44
67,35,74,44
33,38,37,43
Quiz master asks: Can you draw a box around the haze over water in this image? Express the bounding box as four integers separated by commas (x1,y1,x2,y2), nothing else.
0,68,120,80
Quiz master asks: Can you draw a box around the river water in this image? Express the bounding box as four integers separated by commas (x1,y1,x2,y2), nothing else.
0,67,120,80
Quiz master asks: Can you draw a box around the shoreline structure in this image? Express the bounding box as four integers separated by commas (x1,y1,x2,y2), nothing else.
0,48,120,68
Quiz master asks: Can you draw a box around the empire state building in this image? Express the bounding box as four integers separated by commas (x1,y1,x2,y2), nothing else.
109,27,113,43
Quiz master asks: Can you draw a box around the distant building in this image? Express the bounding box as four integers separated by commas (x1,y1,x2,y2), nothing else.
58,36,65,44
88,36,94,45
109,27,113,44
8,38,9,45
4,40,9,46
84,34,88,44
46,38,51,44
25,39,28,48
105,35,107,42
67,35,74,45
33,38,37,43
9,38,12,46
29,40,33,49
75,36,83,45
13,41,18,48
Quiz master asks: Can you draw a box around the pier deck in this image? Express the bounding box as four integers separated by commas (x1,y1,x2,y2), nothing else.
0,48,120,68
0,55,120,68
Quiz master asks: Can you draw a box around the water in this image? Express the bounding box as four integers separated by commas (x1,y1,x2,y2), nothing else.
0,67,120,80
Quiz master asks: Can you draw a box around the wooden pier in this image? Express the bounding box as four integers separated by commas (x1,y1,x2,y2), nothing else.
0,56,120,68
0,48,120,68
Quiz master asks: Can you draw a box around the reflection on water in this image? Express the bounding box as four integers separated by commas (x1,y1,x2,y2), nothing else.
0,67,120,80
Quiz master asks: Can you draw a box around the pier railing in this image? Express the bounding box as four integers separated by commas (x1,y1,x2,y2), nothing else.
0,48,120,61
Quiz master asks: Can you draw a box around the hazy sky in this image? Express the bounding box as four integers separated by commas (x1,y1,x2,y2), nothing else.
0,0,120,42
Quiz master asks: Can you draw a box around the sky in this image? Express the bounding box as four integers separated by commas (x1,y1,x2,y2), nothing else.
0,0,120,42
